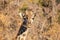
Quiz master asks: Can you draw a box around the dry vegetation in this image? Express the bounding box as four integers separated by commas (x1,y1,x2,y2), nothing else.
0,0,60,40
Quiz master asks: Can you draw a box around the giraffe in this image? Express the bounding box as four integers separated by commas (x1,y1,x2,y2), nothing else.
17,28,29,40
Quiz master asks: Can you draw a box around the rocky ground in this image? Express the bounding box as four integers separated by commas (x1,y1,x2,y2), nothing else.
0,0,60,40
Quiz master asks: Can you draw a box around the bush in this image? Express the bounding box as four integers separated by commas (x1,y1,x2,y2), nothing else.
57,14,60,24
19,3,28,12
56,0,60,5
